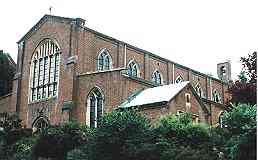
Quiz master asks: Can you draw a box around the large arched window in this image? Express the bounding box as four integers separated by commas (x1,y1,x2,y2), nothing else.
32,117,49,133
175,75,184,83
212,90,221,103
86,87,104,128
195,83,203,98
29,39,61,102
97,49,112,71
152,70,163,85
128,60,140,77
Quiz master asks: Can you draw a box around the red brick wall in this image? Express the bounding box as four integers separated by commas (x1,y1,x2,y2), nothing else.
17,18,73,126
77,32,122,74
190,73,207,98
149,57,168,84
169,86,207,123
126,48,145,78
174,65,189,81
75,70,150,123
0,94,13,113
140,86,208,123
210,103,224,125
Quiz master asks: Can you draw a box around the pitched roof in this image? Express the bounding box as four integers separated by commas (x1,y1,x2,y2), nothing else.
119,81,190,108
17,14,225,83
17,15,74,43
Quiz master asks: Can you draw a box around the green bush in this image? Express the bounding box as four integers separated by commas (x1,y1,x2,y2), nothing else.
161,145,219,160
66,148,88,160
5,136,37,160
156,112,210,147
222,104,256,135
94,109,155,160
222,104,257,160
33,121,93,159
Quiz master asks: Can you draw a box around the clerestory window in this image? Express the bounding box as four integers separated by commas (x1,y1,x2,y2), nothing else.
128,60,140,77
97,49,112,71
212,90,221,103
195,83,203,98
152,70,163,85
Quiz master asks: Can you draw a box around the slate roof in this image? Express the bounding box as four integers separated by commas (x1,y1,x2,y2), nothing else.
119,81,190,108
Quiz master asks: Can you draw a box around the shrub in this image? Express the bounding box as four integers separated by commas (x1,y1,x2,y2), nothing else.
32,121,92,160
222,104,257,160
94,109,154,160
4,136,37,160
66,148,87,160
221,104,256,135
156,112,210,147
161,145,220,160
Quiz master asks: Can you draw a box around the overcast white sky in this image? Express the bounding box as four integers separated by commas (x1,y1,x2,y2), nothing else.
1,0,257,80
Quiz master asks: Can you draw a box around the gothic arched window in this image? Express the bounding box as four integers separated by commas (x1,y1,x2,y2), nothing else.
212,90,221,103
32,117,49,133
218,111,226,128
87,87,104,128
152,70,163,85
97,49,112,71
175,75,184,84
29,39,61,102
128,60,140,77
195,83,203,98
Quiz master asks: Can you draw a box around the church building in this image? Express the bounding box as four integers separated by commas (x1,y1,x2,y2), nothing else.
0,15,231,130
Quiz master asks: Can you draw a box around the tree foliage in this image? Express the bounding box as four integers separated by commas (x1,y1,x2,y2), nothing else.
0,50,15,96
240,51,257,83
93,109,155,160
228,51,257,105
32,121,92,160
1,107,256,160
221,104,256,160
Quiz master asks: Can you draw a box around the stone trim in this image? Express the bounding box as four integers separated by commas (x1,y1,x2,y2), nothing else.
66,55,78,65
13,72,21,80
77,67,126,77
0,93,12,100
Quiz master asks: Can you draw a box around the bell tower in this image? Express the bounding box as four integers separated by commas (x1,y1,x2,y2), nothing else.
217,61,232,82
